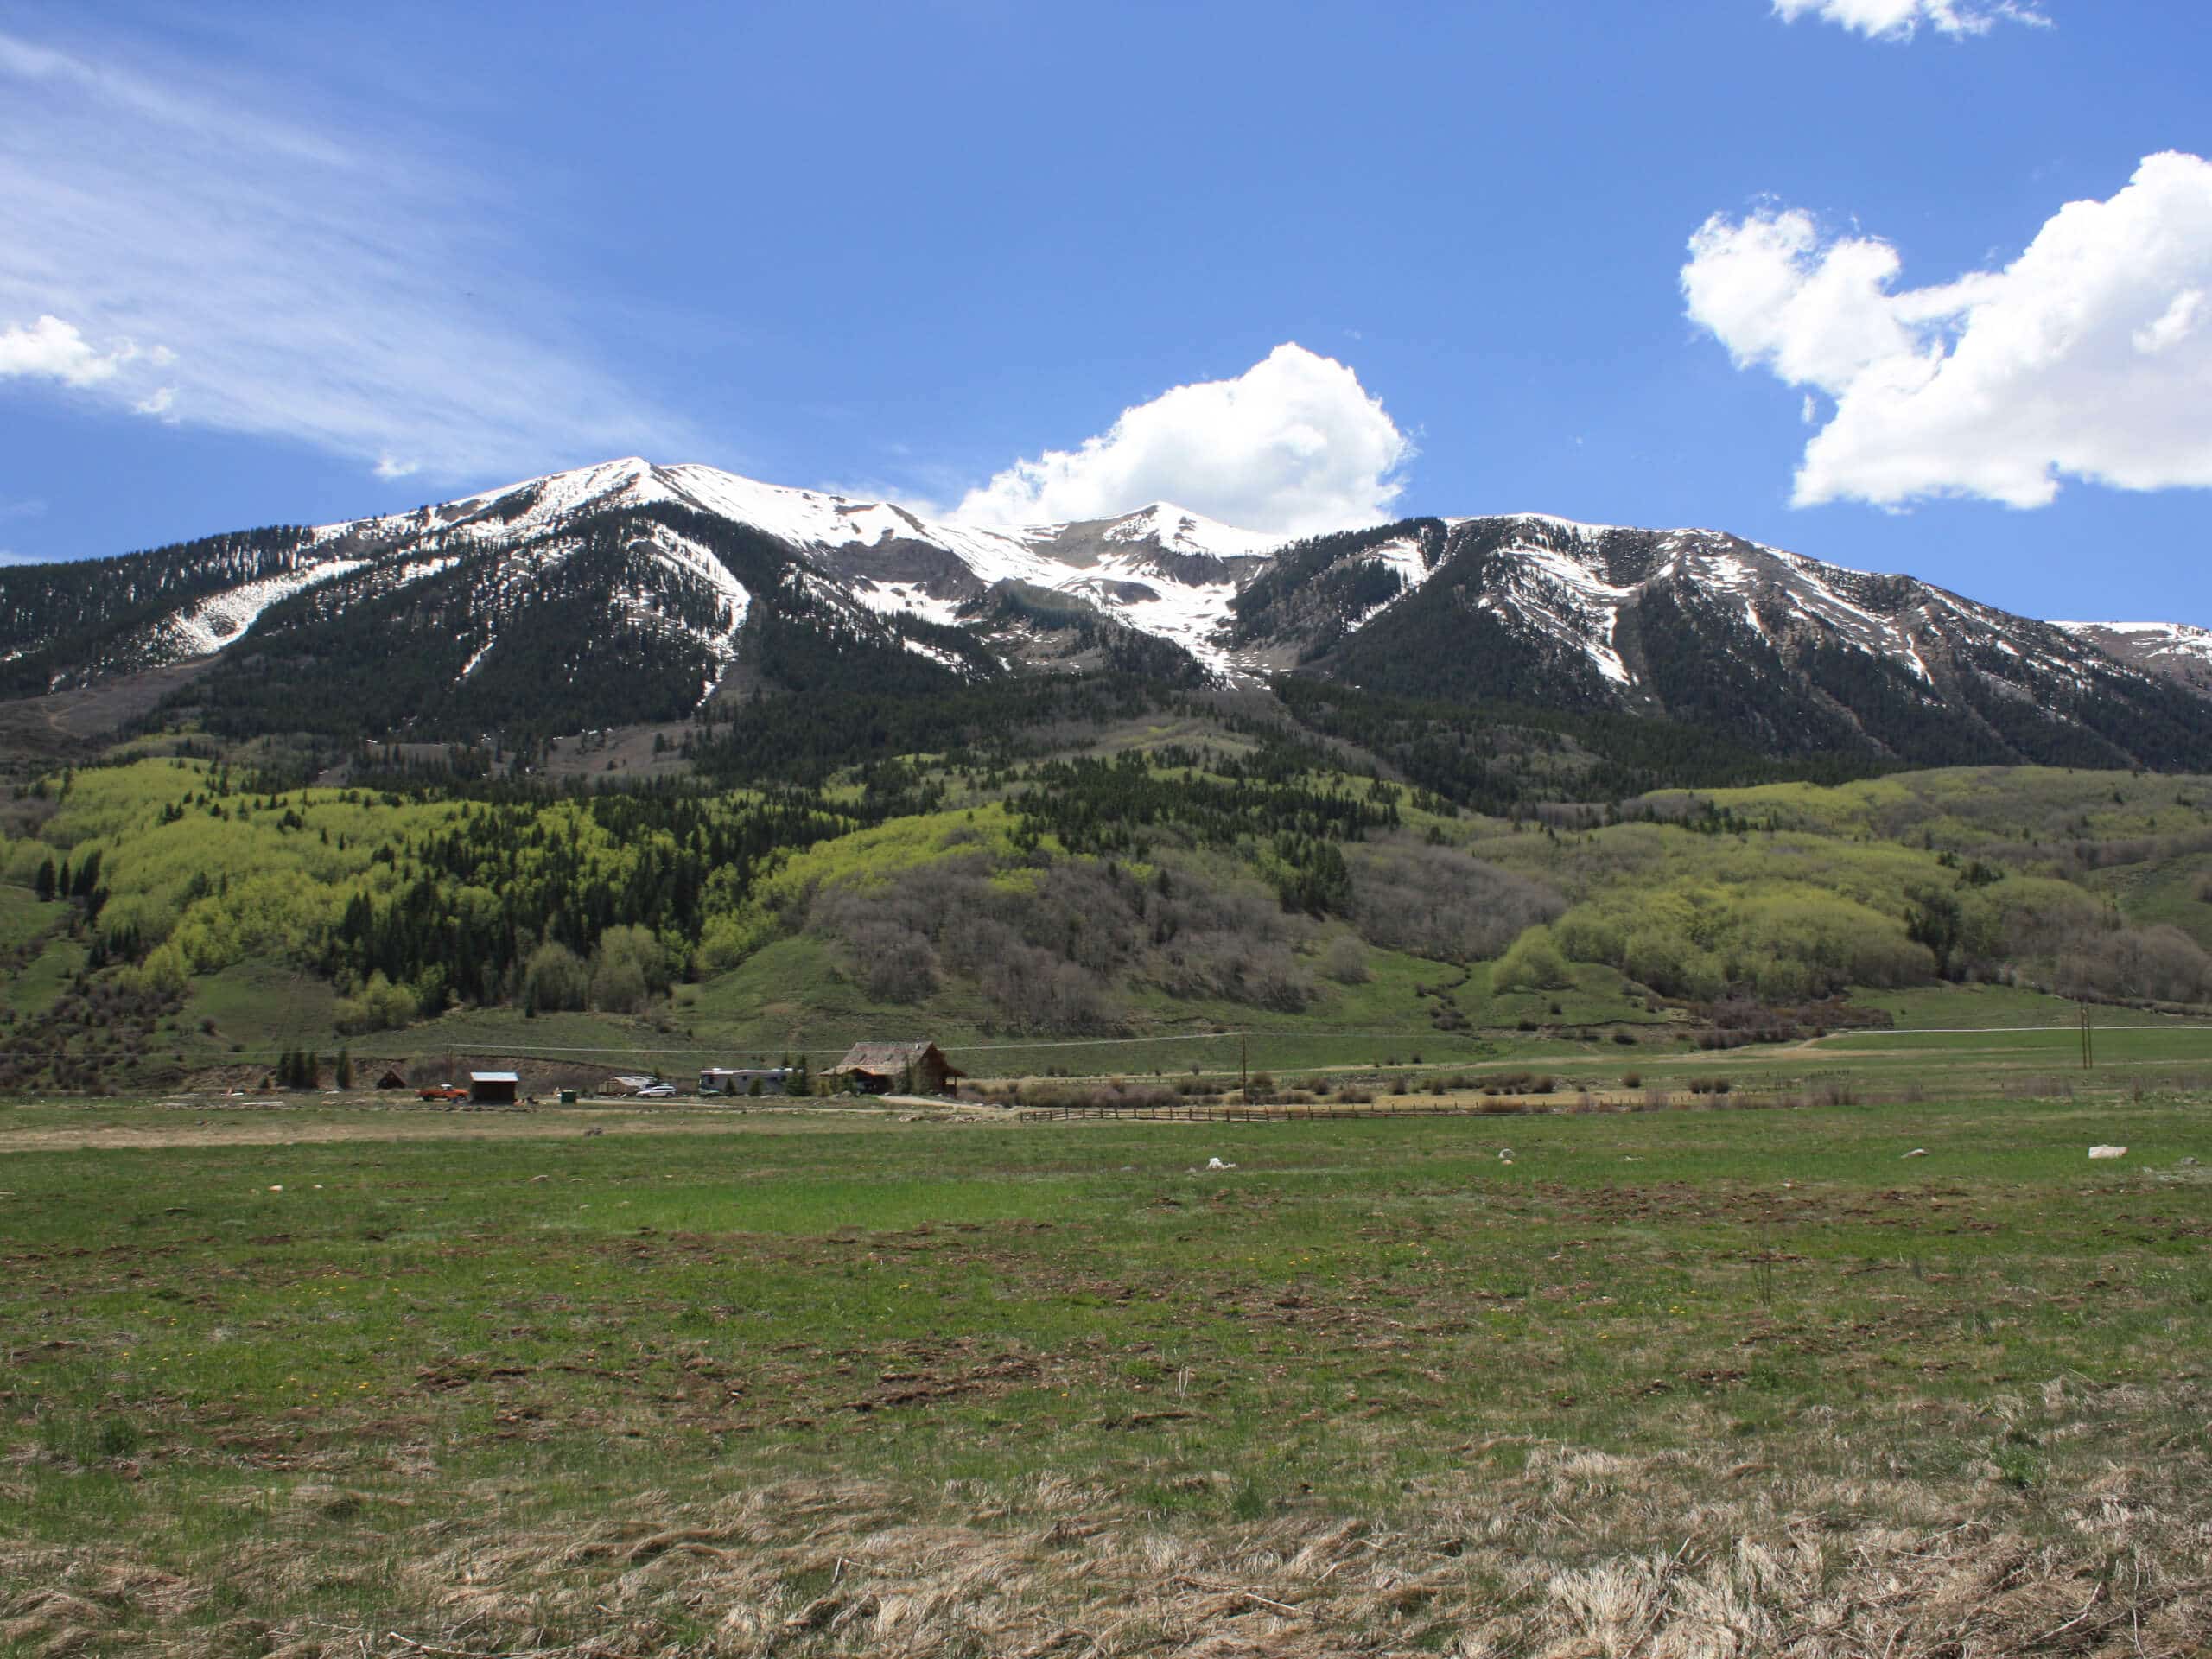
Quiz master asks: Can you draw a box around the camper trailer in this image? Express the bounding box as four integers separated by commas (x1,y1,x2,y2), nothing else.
699,1066,797,1097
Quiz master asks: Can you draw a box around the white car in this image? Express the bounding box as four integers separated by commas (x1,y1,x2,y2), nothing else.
633,1082,677,1098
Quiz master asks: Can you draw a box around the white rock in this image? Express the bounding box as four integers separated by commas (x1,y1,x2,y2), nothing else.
2088,1145,2128,1160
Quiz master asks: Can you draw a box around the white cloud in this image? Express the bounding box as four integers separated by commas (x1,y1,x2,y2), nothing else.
0,314,143,386
1770,0,2049,41
0,28,693,480
1683,152,2212,509
955,343,1412,536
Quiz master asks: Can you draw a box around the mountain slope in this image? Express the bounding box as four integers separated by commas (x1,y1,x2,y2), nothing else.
0,459,2204,769
2054,621,2212,694
1253,514,2212,770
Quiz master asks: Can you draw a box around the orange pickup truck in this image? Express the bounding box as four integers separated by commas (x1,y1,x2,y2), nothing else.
416,1084,467,1101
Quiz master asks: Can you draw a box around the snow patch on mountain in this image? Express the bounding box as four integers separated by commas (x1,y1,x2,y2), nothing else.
2055,620,2212,661
848,581,966,630
1095,502,1287,561
155,556,370,657
2052,620,2212,685
1508,542,1634,684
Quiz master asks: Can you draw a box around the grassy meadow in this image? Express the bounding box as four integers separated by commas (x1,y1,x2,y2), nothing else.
3,741,2211,1652
3,1048,2209,1656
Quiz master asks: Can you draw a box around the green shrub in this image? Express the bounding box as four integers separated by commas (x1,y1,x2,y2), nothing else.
1493,925,1573,993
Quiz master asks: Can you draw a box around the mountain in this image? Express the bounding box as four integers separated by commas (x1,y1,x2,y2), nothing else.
0,457,2206,772
1246,515,2212,770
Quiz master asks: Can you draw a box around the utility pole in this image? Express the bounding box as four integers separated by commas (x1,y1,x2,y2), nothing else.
2079,1003,2094,1071
1240,1033,1249,1103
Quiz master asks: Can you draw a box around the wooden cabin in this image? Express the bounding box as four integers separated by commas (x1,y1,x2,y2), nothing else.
827,1041,963,1096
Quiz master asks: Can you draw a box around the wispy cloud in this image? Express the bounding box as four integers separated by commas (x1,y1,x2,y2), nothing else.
0,26,695,481
1770,0,2050,41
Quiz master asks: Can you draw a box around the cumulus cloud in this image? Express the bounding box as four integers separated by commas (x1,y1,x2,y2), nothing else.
955,344,1412,536
0,27,693,480
1683,152,2212,509
0,314,144,386
1770,0,2049,41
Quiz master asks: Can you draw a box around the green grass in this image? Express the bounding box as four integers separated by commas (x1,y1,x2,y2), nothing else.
3,937,86,1017
2,1084,2208,1651
181,958,340,1058
0,882,60,953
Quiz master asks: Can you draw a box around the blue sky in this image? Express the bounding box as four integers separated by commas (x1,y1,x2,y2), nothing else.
2,0,2208,626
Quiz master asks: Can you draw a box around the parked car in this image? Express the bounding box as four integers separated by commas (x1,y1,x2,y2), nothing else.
417,1083,467,1101
633,1082,677,1098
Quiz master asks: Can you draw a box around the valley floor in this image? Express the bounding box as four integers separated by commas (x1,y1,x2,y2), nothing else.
3,1060,2209,1657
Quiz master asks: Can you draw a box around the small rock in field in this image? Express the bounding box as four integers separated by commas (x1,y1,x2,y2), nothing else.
2088,1145,2127,1160
1903,1147,1929,1158
1206,1156,1236,1171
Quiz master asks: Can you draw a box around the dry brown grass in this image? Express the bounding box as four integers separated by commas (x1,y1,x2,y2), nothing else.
7,1417,2209,1658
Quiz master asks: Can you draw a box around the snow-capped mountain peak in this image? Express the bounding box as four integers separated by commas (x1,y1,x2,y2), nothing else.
5,458,2206,772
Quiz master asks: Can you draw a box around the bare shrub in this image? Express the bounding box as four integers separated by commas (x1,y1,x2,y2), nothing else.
2054,923,2212,1005
1320,936,1370,984
1347,840,1564,962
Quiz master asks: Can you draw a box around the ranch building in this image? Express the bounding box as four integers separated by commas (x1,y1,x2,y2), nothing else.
828,1041,964,1096
468,1071,520,1105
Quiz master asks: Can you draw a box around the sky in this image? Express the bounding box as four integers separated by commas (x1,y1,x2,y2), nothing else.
1,0,2209,626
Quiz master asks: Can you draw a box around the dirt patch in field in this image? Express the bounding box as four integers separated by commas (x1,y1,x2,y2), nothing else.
0,1101,1012,1154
